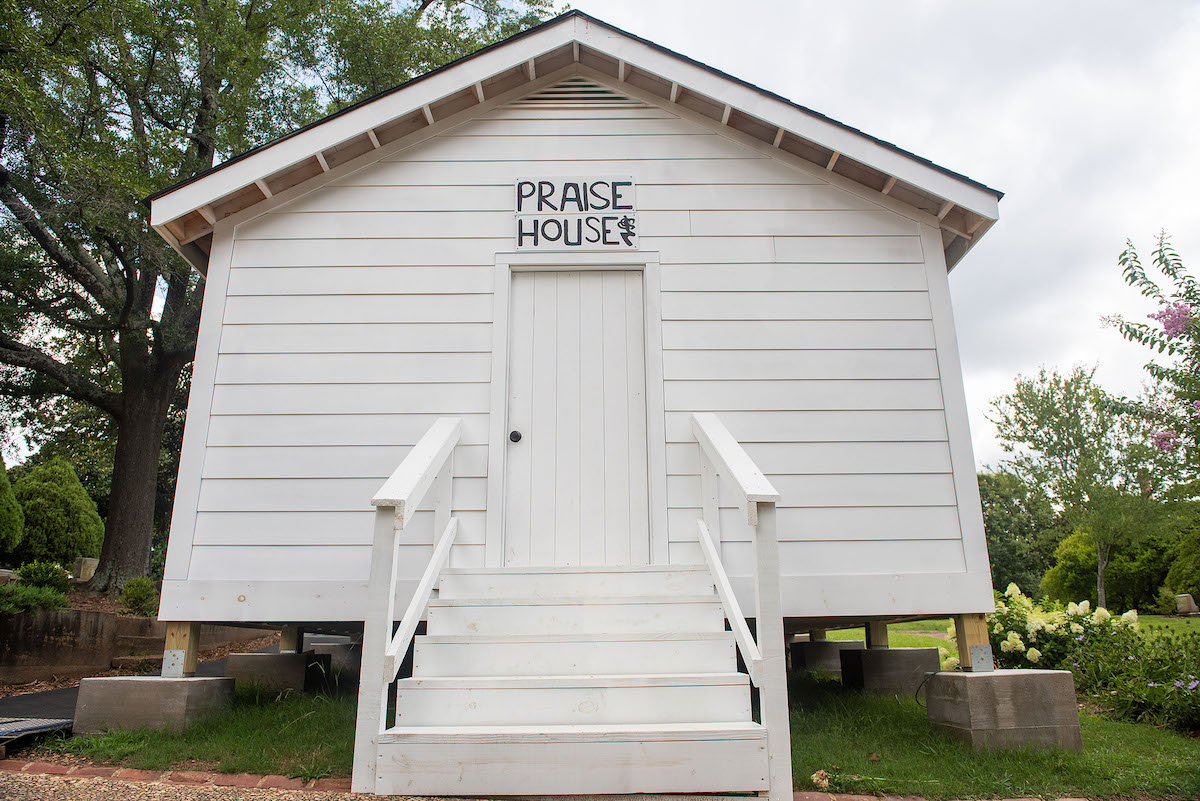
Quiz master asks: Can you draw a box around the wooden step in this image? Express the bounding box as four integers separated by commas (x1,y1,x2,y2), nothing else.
424,596,725,636
375,722,769,795
413,632,737,677
392,673,752,726
438,564,714,599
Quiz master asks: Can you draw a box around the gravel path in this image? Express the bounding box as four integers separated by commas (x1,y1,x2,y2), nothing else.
0,771,393,800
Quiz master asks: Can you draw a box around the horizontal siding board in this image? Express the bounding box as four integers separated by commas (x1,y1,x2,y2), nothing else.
231,238,505,267
662,349,939,380
663,380,945,411
665,506,962,543
688,210,919,237
207,413,491,447
667,473,958,508
661,291,931,321
639,185,878,211
389,133,763,162
196,477,487,512
186,543,485,581
214,353,491,385
202,444,490,479
664,410,948,443
223,294,493,324
227,266,494,296
445,117,706,136
210,383,491,415
192,510,487,546
660,263,928,292
661,320,936,350
218,323,492,354
772,236,923,263
476,106,680,120
669,539,966,577
664,441,953,476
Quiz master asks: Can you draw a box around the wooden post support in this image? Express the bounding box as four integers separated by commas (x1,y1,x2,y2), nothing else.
162,622,201,678
280,626,303,653
954,613,994,672
809,628,827,641
865,621,889,649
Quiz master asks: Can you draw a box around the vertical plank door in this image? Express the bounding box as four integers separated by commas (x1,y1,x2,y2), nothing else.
504,270,649,566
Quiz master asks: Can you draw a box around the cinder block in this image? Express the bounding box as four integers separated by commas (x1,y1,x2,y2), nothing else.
925,669,1082,751
73,676,234,734
790,639,864,675
226,651,332,692
841,646,941,695
308,642,361,688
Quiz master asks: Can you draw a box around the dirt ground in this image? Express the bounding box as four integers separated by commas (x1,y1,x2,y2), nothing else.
0,771,382,800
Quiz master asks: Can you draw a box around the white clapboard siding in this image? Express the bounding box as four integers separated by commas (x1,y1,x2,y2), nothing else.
230,238,506,267
187,543,485,581
390,133,761,162
226,266,494,296
214,353,492,385
218,323,493,354
644,235,923,264
192,510,488,546
665,506,962,543
660,263,929,292
669,539,966,576
209,383,490,416
663,380,945,412
661,320,936,350
661,292,931,321
446,116,719,136
664,410,948,443
206,413,491,447
662,350,939,381
687,210,919,237
667,473,958,509
222,294,494,324
201,444,490,479
196,477,487,512
664,441,953,476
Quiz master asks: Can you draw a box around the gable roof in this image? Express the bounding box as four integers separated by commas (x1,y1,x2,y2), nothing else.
150,10,1002,271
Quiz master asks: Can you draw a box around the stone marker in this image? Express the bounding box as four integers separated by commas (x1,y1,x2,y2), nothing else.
1177,594,1199,615
72,557,99,581
74,676,234,734
840,646,941,695
925,668,1082,750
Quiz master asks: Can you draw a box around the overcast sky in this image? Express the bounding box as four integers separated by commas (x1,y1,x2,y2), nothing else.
571,0,1200,468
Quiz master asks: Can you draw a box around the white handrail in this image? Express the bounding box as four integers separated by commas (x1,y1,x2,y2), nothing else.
696,519,761,683
372,416,462,526
384,517,458,680
692,412,779,524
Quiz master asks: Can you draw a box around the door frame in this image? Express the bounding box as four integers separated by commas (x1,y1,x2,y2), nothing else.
485,250,668,568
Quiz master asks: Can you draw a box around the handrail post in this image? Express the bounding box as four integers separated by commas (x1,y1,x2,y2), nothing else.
753,501,792,801
351,507,399,794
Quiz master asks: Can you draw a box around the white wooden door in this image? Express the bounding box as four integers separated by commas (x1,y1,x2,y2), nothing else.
504,270,650,566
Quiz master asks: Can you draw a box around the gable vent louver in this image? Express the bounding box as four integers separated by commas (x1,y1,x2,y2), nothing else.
511,77,646,108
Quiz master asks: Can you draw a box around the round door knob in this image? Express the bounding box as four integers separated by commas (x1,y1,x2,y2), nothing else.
509,430,522,442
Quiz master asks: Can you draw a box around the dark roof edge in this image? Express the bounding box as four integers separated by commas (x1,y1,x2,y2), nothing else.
147,9,1003,206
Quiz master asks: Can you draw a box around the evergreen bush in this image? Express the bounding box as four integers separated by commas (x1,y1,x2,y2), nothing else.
0,455,24,559
0,582,68,615
16,560,71,594
119,577,160,617
1166,526,1200,598
1042,530,1174,611
9,457,103,566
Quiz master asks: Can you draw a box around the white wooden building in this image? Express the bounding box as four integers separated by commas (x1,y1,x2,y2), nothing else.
149,11,1001,798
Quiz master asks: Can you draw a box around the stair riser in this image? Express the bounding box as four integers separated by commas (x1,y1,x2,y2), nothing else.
375,738,769,795
437,570,715,599
425,602,724,636
394,683,751,726
413,637,736,677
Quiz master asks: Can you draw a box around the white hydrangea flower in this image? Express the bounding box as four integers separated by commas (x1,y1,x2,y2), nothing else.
1000,631,1025,653
1121,609,1139,628
1091,608,1111,625
1005,582,1021,597
1070,622,1084,635
1026,618,1044,636
1067,602,1079,616
1078,600,1091,614
943,656,959,670
1026,648,1042,663
993,622,1004,634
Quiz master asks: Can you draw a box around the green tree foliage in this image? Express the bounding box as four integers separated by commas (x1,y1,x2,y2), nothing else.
0,452,23,556
977,472,1060,595
7,457,103,566
988,366,1180,607
1166,523,1200,598
1042,529,1175,612
1109,234,1199,495
0,0,552,591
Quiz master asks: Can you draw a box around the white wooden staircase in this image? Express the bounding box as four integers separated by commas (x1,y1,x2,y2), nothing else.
353,415,792,798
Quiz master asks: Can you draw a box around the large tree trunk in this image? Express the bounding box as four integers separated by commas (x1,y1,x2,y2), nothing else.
1096,541,1109,610
87,363,180,593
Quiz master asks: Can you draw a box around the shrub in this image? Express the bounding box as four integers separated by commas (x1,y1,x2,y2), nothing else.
9,457,103,566
1154,585,1180,615
1042,530,1174,612
16,560,71,594
119,577,160,617
1166,525,1200,598
0,582,68,615
0,455,23,558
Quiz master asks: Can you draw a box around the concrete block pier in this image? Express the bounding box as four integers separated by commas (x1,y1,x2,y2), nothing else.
925,669,1082,750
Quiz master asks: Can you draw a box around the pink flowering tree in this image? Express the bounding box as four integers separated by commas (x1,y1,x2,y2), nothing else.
1111,234,1200,497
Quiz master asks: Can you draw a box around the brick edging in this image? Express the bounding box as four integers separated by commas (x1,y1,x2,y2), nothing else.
0,759,351,791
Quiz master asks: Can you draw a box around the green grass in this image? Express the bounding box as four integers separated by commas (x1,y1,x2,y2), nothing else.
791,673,1200,800
825,620,957,656
43,686,356,779
1140,614,1200,638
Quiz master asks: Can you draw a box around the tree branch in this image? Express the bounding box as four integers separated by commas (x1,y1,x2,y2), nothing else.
0,334,122,417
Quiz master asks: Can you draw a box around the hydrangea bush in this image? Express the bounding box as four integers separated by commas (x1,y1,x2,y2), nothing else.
988,584,1200,731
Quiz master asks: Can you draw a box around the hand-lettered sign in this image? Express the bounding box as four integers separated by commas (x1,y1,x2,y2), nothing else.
514,178,638,250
